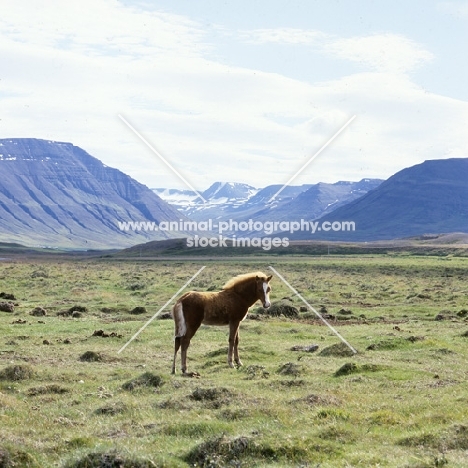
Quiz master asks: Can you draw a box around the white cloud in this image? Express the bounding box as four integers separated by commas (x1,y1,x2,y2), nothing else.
0,0,207,58
326,34,434,74
239,27,328,45
241,27,434,75
0,1,467,191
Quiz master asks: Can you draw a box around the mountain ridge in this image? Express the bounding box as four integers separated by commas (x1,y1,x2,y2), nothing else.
292,157,468,241
154,179,382,234
0,138,185,249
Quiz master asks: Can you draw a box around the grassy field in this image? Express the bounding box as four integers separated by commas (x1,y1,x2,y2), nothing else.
0,255,467,467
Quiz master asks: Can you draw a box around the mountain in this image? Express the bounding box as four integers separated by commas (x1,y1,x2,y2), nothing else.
264,179,382,222
154,180,382,235
0,138,186,249
154,182,314,225
152,188,201,207
201,181,257,201
295,158,468,241
153,182,260,217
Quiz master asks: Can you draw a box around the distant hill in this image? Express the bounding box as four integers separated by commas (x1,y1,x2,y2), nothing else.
0,138,185,249
153,181,262,219
265,179,382,222
201,181,258,201
154,180,382,233
295,158,468,241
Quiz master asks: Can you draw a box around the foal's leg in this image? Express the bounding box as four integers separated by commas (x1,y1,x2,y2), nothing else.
180,334,191,374
180,323,202,374
228,321,241,368
171,336,181,374
233,328,243,367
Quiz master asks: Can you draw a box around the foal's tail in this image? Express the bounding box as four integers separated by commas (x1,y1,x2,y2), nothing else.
172,301,187,337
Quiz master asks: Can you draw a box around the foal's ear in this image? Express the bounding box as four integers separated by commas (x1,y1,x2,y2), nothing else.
267,275,272,282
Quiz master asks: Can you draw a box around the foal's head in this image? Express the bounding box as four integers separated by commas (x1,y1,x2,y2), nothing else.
256,274,272,308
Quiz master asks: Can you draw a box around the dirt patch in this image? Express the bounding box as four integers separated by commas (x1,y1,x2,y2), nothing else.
290,344,319,353
128,306,147,315
122,372,163,391
26,384,70,396
434,310,458,321
242,365,270,380
158,312,172,320
29,307,46,317
158,398,192,411
407,335,425,343
92,330,123,338
334,362,384,377
334,362,358,377
184,435,253,467
319,342,356,357
262,299,299,318
0,302,14,313
58,305,87,317
69,305,87,313
79,351,102,362
190,387,233,408
0,364,34,381
31,269,48,279
338,308,353,315
277,362,304,377
27,384,69,396
0,293,16,300
64,450,156,468
94,402,128,416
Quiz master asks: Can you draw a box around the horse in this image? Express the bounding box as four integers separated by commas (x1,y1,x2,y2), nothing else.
171,271,272,375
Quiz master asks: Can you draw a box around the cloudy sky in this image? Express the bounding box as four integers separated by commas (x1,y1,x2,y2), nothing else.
1,1,468,191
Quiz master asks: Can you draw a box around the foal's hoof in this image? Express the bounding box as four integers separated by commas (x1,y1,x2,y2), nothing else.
182,371,201,378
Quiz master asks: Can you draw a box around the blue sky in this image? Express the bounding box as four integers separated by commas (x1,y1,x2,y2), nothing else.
1,0,468,190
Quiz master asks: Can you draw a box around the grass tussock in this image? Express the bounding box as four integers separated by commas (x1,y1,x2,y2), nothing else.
291,393,341,407
26,384,69,396
79,351,102,362
319,342,356,357
334,362,385,377
189,387,233,409
398,424,468,451
184,435,253,467
121,372,163,391
63,450,157,468
184,434,338,467
0,364,34,381
0,446,38,468
241,364,270,380
94,401,128,416
277,362,304,377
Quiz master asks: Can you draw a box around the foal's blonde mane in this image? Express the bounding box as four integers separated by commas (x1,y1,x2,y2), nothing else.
222,271,268,290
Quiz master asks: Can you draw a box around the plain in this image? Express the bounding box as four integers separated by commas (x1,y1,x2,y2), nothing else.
0,255,467,467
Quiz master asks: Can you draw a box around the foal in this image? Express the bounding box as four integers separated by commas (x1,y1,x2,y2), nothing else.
171,272,272,375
